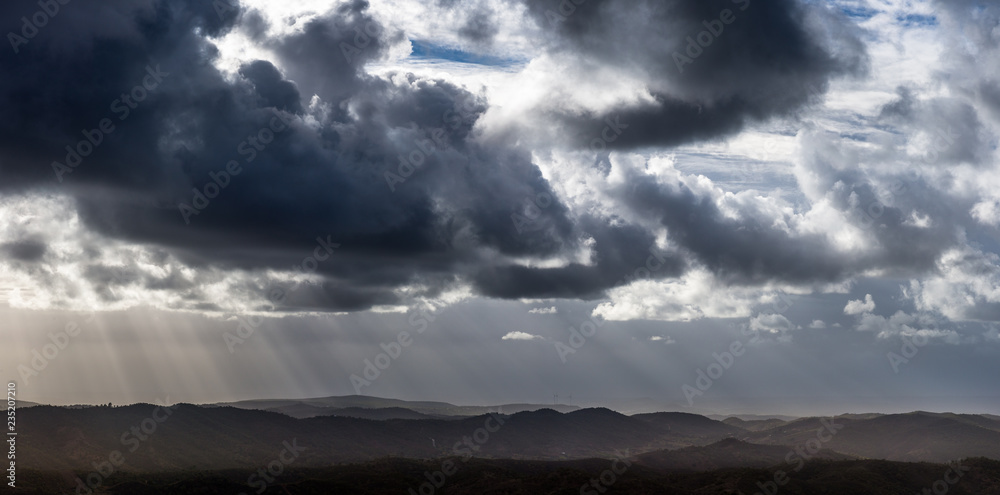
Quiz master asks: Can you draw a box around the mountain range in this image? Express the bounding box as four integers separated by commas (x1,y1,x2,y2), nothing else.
15,397,1000,475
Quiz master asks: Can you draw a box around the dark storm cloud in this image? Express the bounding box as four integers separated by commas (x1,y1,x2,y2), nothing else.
434,0,500,44
791,128,981,280
878,87,917,119
979,81,1000,121
0,0,588,311
238,61,305,114
266,0,404,109
616,171,852,284
519,0,868,149
434,0,500,45
82,264,143,301
0,0,212,187
472,214,686,299
0,0,943,313
2,239,47,262
458,8,500,44
879,88,991,167
588,129,977,287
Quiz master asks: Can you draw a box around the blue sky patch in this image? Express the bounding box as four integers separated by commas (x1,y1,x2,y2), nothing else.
840,5,879,20
896,13,938,27
408,40,525,67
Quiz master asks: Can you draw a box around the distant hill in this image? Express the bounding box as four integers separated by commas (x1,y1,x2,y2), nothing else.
14,404,1000,474
920,411,1000,433
326,406,442,420
632,411,743,445
746,411,1000,462
722,416,788,431
13,405,678,472
261,403,443,420
257,402,343,419
478,408,676,458
834,413,885,420
633,438,854,471
210,394,580,416
707,413,799,421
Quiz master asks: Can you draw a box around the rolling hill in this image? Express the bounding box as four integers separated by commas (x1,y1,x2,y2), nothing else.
210,394,580,416
746,411,1000,462
13,403,1000,476
633,437,854,471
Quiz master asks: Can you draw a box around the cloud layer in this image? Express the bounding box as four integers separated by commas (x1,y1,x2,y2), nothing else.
0,0,997,332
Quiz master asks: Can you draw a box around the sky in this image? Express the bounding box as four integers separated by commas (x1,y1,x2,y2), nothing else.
1,0,999,416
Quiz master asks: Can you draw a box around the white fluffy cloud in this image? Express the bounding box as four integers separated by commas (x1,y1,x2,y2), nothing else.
855,310,961,343
501,331,543,341
4,0,1000,341
970,200,1000,226
0,195,354,315
908,248,1000,321
750,313,795,334
844,294,876,315
593,269,773,322
528,306,557,314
